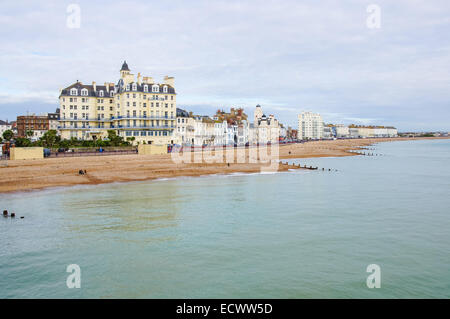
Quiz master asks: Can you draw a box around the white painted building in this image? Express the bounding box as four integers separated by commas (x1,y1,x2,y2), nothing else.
298,111,323,140
0,120,12,139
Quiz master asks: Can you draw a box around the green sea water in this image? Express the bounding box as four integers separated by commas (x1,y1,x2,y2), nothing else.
1,139,449,298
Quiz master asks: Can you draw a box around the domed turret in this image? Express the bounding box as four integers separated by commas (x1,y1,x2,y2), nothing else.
121,61,130,71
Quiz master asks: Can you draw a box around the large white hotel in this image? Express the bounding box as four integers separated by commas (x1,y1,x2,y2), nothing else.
58,62,177,145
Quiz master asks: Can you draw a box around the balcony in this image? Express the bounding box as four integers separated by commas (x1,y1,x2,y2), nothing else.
60,118,112,122
57,126,109,130
112,115,175,120
117,125,175,130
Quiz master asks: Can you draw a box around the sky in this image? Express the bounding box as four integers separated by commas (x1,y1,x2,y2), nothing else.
0,0,449,131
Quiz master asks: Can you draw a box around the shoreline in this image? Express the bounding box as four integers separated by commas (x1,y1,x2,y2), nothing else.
0,136,448,194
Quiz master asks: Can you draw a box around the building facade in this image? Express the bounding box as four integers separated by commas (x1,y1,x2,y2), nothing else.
0,120,12,138
16,115,49,140
298,111,323,140
253,105,280,144
59,62,177,145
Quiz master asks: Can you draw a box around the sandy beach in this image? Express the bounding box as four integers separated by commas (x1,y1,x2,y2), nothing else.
0,137,447,193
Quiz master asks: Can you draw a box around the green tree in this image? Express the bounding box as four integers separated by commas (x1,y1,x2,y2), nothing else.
39,130,59,148
15,137,32,147
26,130,34,138
107,130,124,146
59,139,71,149
2,129,13,142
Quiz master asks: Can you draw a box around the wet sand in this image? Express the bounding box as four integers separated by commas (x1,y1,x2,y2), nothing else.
0,137,447,193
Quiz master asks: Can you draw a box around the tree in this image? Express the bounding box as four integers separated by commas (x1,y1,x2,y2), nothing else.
39,130,59,148
107,130,124,146
59,139,71,149
26,130,34,138
2,129,13,142
15,137,32,147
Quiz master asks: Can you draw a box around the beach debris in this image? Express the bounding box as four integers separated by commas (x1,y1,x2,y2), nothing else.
20,216,24,219
78,170,85,175
10,213,15,218
3,210,8,217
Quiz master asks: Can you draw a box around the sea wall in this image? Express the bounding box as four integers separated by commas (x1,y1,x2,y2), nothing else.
10,147,44,160
138,144,167,155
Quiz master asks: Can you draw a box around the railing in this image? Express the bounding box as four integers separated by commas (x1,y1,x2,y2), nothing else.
60,118,112,122
112,116,175,120
117,125,175,129
58,126,109,129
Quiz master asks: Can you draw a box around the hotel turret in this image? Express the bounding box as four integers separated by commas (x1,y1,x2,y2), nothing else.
58,61,177,145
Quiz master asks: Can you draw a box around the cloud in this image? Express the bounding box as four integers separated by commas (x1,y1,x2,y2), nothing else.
0,0,449,131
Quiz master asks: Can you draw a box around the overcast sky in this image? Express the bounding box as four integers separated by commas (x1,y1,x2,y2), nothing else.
1,0,449,131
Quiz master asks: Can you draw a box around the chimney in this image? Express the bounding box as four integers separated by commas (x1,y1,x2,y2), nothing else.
104,82,109,92
92,81,97,91
143,76,154,84
137,73,142,85
164,76,174,87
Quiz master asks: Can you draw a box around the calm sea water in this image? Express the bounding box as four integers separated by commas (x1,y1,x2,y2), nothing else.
1,139,449,298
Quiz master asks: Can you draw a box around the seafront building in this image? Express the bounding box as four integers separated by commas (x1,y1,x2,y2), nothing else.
58,62,177,145
175,107,251,146
298,111,324,140
347,125,398,138
0,120,12,138
253,105,281,144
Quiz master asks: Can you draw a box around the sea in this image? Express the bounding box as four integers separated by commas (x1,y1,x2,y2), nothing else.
0,139,449,298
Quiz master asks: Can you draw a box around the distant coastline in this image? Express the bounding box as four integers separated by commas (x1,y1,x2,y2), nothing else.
0,137,448,194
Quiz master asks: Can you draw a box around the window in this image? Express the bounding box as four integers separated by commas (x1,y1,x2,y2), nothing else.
133,102,136,106
143,103,147,107
132,83,137,91
163,86,168,93
126,84,130,91
143,85,148,92
99,90,104,97
110,92,114,97
81,88,88,96
70,88,78,95
133,93,136,98
152,85,159,93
